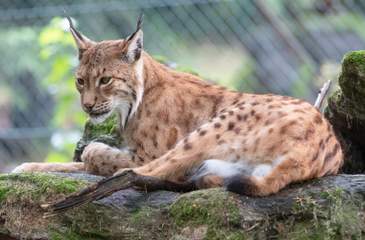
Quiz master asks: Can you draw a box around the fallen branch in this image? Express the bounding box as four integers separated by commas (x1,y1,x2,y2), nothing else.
42,170,195,216
314,80,332,109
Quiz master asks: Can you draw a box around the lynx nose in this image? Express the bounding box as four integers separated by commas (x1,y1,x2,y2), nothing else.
84,102,95,112
83,93,97,112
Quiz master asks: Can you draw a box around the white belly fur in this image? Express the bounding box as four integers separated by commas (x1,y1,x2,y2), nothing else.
191,156,285,180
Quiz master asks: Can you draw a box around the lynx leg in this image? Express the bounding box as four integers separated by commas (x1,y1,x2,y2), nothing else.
12,142,137,176
12,162,85,173
81,142,138,176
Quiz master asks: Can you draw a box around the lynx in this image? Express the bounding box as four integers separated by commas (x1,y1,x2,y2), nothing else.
14,16,343,198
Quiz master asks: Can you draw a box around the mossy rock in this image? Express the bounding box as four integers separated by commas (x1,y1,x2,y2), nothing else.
338,50,365,109
326,50,365,138
0,173,364,239
325,50,365,173
326,89,365,145
0,173,87,239
73,113,124,162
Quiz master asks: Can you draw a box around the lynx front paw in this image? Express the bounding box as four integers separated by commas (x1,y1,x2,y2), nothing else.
12,163,40,173
81,142,110,163
81,142,127,176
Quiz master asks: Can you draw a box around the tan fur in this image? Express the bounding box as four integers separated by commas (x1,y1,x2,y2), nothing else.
13,19,343,196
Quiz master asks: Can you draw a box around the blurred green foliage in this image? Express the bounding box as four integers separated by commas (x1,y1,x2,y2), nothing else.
3,0,365,166
39,17,85,128
291,64,315,99
0,27,45,109
38,18,86,163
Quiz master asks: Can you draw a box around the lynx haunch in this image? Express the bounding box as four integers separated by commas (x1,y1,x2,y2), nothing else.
13,16,343,197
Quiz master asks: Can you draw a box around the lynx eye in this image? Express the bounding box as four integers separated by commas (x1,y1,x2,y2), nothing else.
76,78,84,86
100,77,112,85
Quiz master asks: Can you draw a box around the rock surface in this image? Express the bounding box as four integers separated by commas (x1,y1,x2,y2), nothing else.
0,172,364,239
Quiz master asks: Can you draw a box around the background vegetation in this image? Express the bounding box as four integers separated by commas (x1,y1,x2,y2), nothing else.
1,0,365,170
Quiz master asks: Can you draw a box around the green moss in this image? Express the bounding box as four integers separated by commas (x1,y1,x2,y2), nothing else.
170,188,240,226
339,50,365,107
285,221,336,240
204,229,246,240
170,188,243,239
341,50,365,72
130,206,156,225
127,207,168,238
284,189,364,239
327,89,365,119
0,173,84,193
63,204,124,238
50,229,107,240
83,113,119,139
224,232,247,240
0,186,10,202
50,231,86,240
0,173,86,203
233,188,365,239
73,113,123,161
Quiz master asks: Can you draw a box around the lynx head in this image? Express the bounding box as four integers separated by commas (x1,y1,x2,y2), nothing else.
68,15,144,128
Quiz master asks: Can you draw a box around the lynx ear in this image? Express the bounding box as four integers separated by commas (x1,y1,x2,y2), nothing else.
66,17,93,58
122,14,144,63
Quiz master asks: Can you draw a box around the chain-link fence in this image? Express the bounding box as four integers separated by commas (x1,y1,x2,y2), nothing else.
1,0,365,171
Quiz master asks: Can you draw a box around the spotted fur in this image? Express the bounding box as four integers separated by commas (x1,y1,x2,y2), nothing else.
13,17,344,196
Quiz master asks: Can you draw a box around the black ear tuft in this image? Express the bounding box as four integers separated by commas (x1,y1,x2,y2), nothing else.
66,16,85,41
126,13,144,42
123,14,144,63
136,13,144,31
65,15,94,59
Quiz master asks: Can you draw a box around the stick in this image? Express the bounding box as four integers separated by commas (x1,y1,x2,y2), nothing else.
42,170,195,217
314,80,332,109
